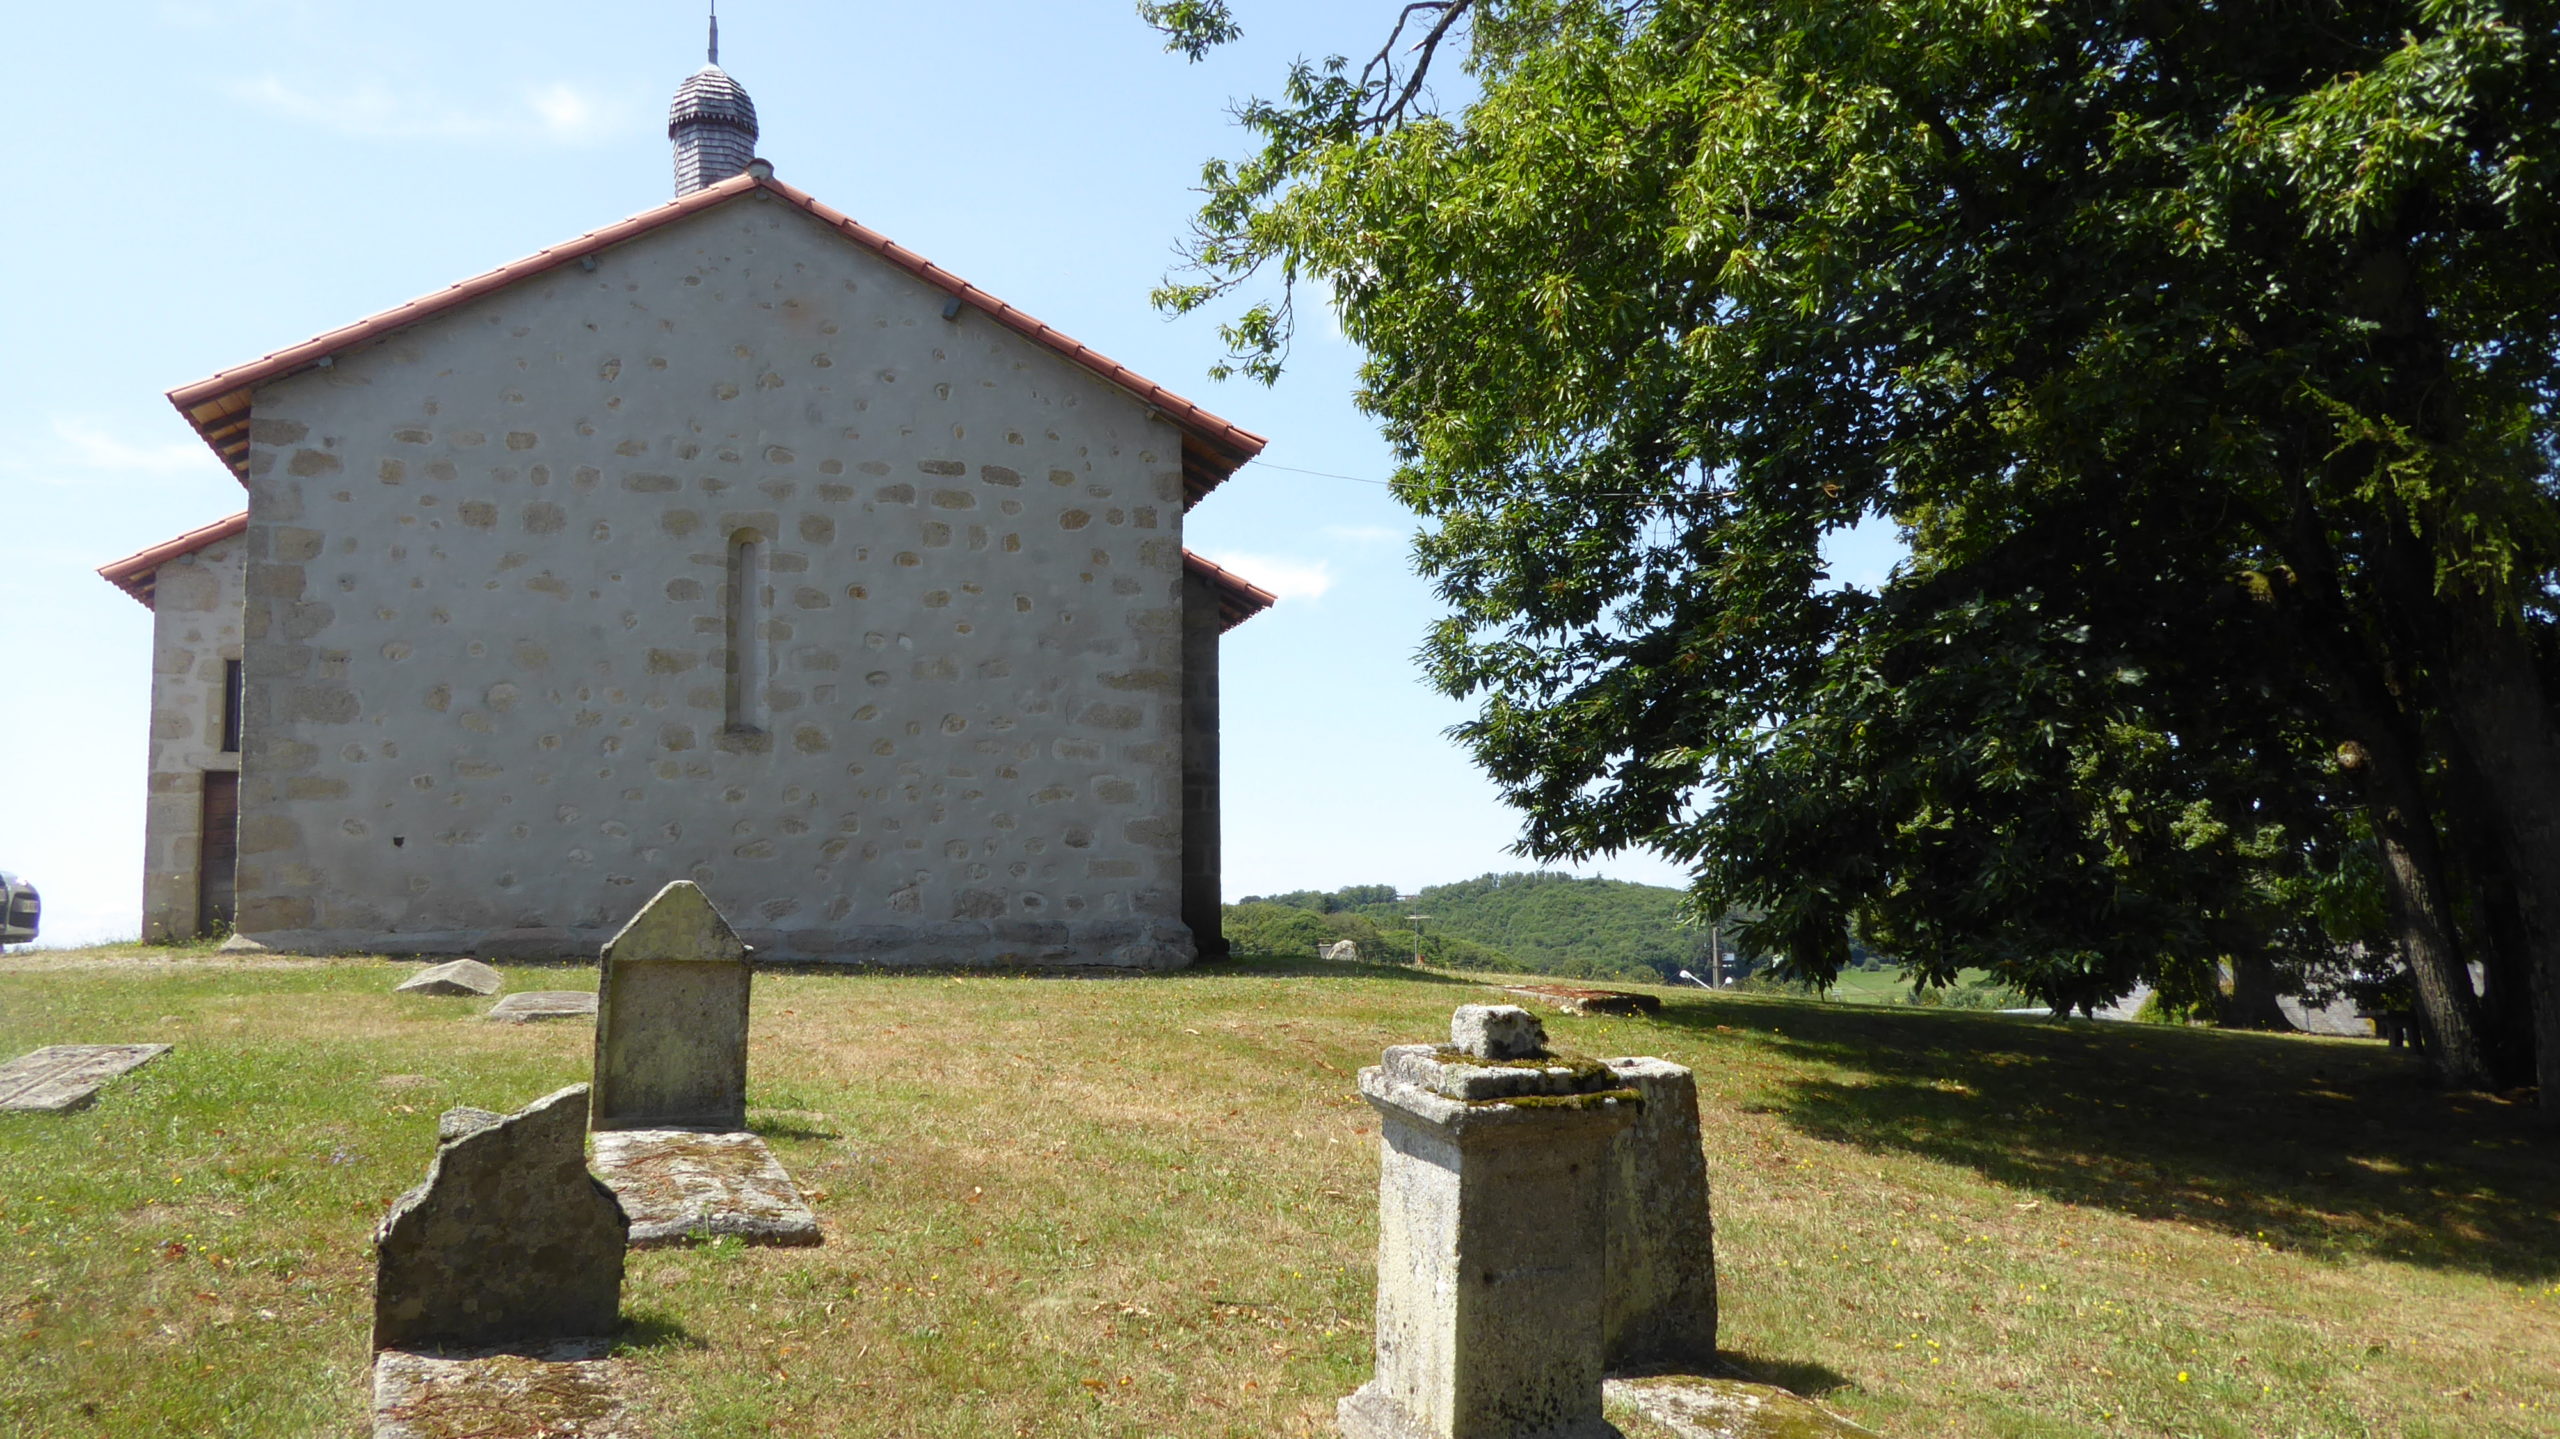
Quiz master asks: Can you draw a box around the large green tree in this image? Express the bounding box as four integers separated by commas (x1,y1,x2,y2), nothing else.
1148,1,2560,1103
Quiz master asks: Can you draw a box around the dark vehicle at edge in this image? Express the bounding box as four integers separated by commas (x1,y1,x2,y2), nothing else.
0,873,38,946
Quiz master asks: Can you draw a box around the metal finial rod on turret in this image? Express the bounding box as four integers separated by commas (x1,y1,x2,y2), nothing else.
709,2,720,65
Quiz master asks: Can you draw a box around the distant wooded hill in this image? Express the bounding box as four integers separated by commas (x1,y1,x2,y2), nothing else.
1224,872,1761,983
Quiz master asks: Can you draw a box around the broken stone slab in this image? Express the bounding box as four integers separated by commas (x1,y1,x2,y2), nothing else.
437,1107,505,1142
1451,1002,1548,1059
1322,939,1361,962
372,1338,641,1439
0,1045,171,1113
485,991,598,1024
396,959,503,997
592,1129,822,1248
1604,1377,1881,1439
373,1084,627,1352
1603,1058,1718,1372
591,881,751,1132
1504,983,1666,1018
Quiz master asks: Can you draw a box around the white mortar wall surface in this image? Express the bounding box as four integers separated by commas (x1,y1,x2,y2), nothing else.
232,193,1198,968
141,538,246,942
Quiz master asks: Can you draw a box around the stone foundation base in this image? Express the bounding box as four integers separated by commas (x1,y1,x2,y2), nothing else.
373,1339,637,1439
1340,1382,1624,1439
591,1130,821,1248
242,917,1197,970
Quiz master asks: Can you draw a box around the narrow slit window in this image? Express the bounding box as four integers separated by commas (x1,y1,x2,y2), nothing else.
724,530,768,733
220,658,244,753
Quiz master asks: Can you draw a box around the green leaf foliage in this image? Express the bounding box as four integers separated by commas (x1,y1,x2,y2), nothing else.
1154,1,2560,1082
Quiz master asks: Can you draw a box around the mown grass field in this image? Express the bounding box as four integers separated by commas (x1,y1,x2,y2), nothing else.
1,946,2553,1437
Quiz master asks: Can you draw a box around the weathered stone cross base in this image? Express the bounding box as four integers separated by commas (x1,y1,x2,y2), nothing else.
0,1045,171,1113
372,1339,640,1439
1603,1377,1881,1439
591,1130,821,1248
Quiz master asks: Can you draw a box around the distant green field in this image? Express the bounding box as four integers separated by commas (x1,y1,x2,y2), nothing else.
1821,967,2012,1006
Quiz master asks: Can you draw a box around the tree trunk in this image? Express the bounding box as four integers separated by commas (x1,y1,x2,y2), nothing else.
2437,736,2541,1089
2424,612,2560,1112
2219,955,2295,1031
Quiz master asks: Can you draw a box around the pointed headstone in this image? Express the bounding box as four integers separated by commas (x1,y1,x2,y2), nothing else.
590,881,751,1132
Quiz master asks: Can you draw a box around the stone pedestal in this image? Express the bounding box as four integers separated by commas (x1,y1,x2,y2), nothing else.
1342,1008,1639,1439
591,881,750,1132
1601,1058,1717,1372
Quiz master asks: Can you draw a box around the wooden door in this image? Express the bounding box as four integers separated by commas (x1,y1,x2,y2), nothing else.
197,770,239,937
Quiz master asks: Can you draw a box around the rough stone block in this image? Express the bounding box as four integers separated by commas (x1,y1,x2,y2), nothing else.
1503,984,1665,1018
592,1129,821,1247
0,1045,171,1113
591,881,751,1132
372,1085,627,1352
485,991,598,1024
396,959,504,997
1451,1003,1547,1059
1602,1058,1718,1372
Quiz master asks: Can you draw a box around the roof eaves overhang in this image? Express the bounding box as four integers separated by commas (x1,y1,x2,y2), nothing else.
97,510,249,609
165,170,1270,501
1182,550,1279,633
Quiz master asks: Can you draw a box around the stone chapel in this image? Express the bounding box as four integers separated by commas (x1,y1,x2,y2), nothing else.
99,34,1274,969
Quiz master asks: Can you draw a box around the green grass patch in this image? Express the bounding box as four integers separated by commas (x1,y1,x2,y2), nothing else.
0,947,2553,1436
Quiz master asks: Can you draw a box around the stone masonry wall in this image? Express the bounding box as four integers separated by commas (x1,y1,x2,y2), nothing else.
233,193,1198,967
141,536,246,942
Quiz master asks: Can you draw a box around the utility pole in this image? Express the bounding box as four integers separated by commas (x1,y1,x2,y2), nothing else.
1407,914,1432,966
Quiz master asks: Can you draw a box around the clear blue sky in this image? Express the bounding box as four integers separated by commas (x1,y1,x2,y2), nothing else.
0,1,1898,945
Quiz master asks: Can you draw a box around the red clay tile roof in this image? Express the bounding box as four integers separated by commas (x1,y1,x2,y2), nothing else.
1183,551,1278,632
97,511,248,609
166,166,1268,506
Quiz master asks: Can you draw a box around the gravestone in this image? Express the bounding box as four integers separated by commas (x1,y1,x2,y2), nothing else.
1601,1058,1717,1371
1342,1006,1640,1439
589,881,749,1132
585,883,818,1246
485,991,597,1024
396,959,503,997
1322,939,1361,963
372,1084,627,1352
0,1045,170,1113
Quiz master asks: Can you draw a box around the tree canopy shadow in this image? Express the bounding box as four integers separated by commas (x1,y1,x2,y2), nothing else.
1644,996,2560,1282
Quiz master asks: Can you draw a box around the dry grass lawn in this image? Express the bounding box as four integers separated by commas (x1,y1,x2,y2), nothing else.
0,946,2554,1437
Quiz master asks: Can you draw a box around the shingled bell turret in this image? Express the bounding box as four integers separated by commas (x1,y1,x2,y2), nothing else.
670,6,759,196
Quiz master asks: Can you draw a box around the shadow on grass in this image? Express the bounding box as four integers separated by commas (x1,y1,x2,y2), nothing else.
1713,1352,1857,1398
615,1309,709,1352
1646,995,2560,1282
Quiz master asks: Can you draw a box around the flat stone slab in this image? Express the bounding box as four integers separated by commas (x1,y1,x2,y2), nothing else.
591,1129,821,1248
1504,984,1666,1017
486,991,598,1024
0,1045,171,1113
373,1339,639,1439
1606,1377,1881,1439
397,959,504,997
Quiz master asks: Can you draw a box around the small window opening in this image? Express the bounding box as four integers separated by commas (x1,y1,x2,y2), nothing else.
220,659,244,753
724,529,769,733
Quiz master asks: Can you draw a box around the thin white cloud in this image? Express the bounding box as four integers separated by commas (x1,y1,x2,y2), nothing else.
3,420,223,486
1205,552,1335,603
229,74,638,146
